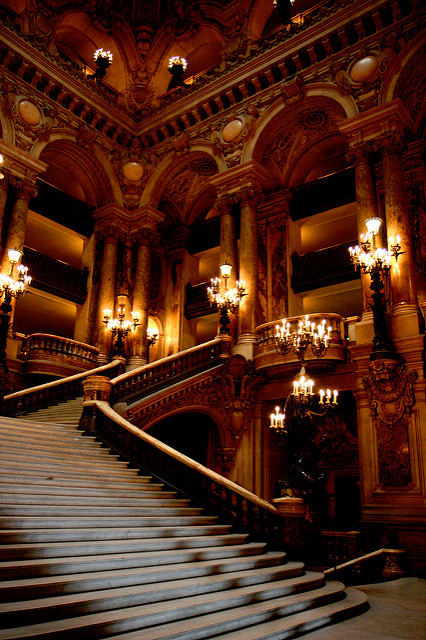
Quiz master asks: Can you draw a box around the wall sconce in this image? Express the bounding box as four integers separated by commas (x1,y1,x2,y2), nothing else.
0,248,31,396
88,48,113,85
207,263,246,335
0,154,4,180
349,216,401,359
146,328,158,364
103,305,139,358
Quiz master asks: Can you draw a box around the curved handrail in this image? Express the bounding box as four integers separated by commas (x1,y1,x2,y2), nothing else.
3,359,123,417
110,338,229,406
90,400,281,545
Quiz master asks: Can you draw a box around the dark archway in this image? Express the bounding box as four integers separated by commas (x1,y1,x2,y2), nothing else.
148,412,217,466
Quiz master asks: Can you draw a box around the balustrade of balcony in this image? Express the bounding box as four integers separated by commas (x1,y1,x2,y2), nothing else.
22,246,88,305
291,241,359,293
19,333,99,378
255,313,348,372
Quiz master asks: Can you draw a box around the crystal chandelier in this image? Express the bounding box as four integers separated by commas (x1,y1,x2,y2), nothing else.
168,56,187,71
88,48,113,85
207,263,246,335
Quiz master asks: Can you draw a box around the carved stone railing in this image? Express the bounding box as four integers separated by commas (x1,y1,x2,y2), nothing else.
291,241,359,293
19,333,99,377
255,313,347,371
3,359,123,417
86,401,281,547
110,338,229,407
23,246,89,305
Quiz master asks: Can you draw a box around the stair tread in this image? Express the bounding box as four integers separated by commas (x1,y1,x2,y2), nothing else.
0,570,319,618
0,533,248,558
0,580,345,639
0,552,287,592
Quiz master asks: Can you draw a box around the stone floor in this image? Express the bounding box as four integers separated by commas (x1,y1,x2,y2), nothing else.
306,577,426,639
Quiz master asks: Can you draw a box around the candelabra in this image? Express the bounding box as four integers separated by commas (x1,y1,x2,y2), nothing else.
0,248,31,398
103,305,139,358
270,314,337,431
87,48,113,85
207,263,246,335
275,314,332,364
349,216,402,360
0,153,4,180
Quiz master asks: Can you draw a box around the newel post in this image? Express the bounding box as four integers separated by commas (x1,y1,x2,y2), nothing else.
79,375,112,435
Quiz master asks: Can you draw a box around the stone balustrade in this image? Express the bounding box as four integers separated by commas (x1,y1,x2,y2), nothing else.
20,333,100,377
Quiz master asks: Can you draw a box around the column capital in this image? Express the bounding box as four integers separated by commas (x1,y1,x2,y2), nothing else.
346,142,373,166
15,178,38,202
338,99,412,146
373,131,405,157
135,226,159,247
209,161,269,201
95,217,125,243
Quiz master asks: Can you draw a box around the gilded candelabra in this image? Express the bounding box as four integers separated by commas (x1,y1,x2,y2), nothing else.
103,304,140,358
349,216,402,360
207,263,246,335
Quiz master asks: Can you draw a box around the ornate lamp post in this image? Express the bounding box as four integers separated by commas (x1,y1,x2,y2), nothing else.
88,48,113,85
103,304,139,358
349,216,402,360
167,56,188,91
0,248,31,398
207,263,246,335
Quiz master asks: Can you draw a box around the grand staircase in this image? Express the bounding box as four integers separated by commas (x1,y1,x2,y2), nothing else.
0,400,367,639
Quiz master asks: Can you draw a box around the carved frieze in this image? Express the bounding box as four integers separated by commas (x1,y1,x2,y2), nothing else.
363,358,417,488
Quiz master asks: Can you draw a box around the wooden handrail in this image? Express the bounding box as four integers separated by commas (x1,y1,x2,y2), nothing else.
88,401,281,546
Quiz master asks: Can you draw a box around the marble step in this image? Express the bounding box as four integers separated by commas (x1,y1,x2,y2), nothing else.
0,451,134,471
0,524,234,545
0,417,83,432
0,579,344,639
0,438,116,455
0,532,249,560
0,542,267,580
0,505,203,521
0,457,139,476
0,552,287,601
0,426,99,443
0,514,219,530
0,494,187,507
0,482,167,497
204,587,369,640
0,567,315,627
0,470,150,486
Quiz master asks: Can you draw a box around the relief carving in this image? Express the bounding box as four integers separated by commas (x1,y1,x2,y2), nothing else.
363,359,417,487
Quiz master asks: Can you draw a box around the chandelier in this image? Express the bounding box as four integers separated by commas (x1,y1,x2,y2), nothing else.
349,216,401,359
94,48,113,64
103,305,140,357
207,263,246,335
168,56,187,71
88,48,113,85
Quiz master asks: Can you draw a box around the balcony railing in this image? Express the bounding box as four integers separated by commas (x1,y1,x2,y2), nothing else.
19,333,99,377
291,241,359,293
22,246,88,305
185,283,216,319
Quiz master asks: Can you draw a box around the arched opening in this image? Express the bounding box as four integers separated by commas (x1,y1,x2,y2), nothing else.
147,412,217,467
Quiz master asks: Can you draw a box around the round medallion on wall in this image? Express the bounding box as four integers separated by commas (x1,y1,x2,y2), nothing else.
222,119,243,143
18,100,42,127
350,55,379,83
122,161,144,182
35,11,51,35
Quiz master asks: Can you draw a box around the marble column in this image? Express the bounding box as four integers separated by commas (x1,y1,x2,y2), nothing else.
238,187,260,353
218,195,238,340
129,229,154,367
96,228,119,363
0,175,10,257
381,133,418,336
1,179,37,272
349,143,379,319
